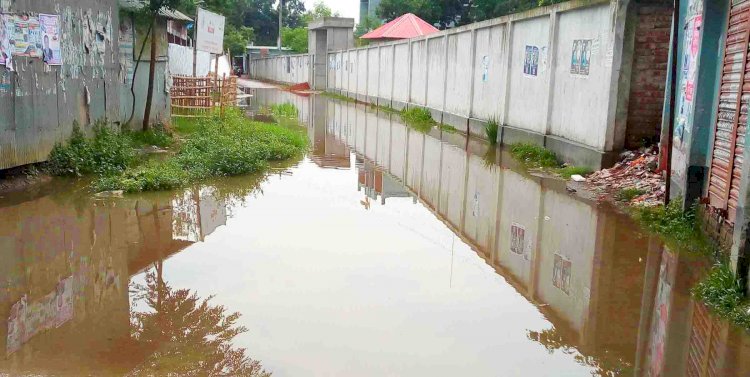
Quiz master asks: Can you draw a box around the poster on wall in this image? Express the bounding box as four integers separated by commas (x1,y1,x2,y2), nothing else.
10,14,43,58
523,46,538,76
39,14,61,65
195,8,225,54
510,223,526,255
552,253,571,294
570,39,592,75
0,13,12,69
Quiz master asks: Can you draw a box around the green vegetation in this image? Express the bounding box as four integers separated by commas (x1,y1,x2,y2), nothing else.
558,166,592,180
509,143,559,169
631,201,716,256
322,91,355,103
693,263,750,329
440,124,458,133
400,108,437,133
281,27,308,53
50,108,306,193
485,119,499,145
616,187,647,202
48,122,136,177
97,109,306,193
270,103,299,118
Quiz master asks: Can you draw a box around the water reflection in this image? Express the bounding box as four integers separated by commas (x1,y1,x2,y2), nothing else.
1,90,750,376
251,89,750,377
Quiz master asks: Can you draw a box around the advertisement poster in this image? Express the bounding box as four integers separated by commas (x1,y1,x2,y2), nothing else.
570,39,592,75
195,8,225,54
10,14,42,58
523,45,538,76
39,14,61,65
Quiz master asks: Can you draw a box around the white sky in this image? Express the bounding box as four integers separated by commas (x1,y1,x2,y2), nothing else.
302,0,360,24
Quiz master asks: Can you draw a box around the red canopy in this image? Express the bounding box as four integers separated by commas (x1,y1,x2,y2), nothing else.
361,13,439,40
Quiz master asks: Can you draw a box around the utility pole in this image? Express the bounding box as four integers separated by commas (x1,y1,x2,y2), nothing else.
277,0,283,51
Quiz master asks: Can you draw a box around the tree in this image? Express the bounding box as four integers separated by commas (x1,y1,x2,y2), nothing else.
129,271,271,376
302,1,339,24
354,15,383,39
376,0,460,29
281,27,307,53
468,0,565,23
225,24,256,56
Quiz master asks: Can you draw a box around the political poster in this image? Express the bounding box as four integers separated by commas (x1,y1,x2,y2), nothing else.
39,14,62,65
195,8,225,54
523,46,538,77
570,39,592,76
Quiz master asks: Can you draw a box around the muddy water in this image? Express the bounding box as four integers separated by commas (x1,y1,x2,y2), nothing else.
1,90,749,376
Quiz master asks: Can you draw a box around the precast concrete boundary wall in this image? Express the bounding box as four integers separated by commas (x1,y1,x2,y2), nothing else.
250,54,311,86
329,0,629,169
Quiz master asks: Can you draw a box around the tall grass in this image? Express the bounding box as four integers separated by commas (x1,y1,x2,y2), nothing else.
485,119,499,145
509,143,559,169
693,263,750,329
631,201,716,256
270,102,299,118
400,108,436,133
48,121,135,177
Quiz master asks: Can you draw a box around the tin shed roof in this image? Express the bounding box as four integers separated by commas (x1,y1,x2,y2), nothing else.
361,13,439,40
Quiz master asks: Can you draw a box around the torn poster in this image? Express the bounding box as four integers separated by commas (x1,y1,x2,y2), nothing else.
10,14,43,58
0,13,12,69
39,14,62,65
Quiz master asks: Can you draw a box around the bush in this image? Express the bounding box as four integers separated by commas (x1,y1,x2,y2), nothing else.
94,160,190,193
270,103,299,118
632,201,716,255
48,122,135,176
127,125,174,148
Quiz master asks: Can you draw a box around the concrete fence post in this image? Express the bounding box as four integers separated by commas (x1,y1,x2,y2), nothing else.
376,45,382,104
544,10,560,137
424,37,430,107
407,40,414,105
467,28,478,121
390,43,396,105
500,20,514,127
441,34,450,124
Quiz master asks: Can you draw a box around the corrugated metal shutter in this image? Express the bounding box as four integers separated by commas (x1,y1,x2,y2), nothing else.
708,0,750,223
686,302,726,377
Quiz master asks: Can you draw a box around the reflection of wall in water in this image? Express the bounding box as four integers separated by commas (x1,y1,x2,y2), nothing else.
357,157,414,205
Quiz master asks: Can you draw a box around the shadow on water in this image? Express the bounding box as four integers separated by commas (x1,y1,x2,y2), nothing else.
1,89,750,376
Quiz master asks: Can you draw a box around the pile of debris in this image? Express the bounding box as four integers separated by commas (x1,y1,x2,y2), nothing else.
584,146,665,206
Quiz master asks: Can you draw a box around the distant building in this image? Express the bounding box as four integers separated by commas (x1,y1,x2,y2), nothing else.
360,13,439,44
359,0,381,21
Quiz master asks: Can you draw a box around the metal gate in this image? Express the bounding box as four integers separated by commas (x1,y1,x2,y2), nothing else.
708,0,750,223
685,302,726,377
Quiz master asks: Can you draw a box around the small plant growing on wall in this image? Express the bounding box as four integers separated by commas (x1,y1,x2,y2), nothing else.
485,119,499,145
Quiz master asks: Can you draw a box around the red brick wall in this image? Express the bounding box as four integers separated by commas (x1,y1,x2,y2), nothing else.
626,4,673,149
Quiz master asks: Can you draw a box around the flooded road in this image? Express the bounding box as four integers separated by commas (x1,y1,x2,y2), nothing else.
1,90,749,376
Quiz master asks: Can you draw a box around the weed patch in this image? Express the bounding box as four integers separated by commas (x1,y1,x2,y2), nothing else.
48,122,135,177
400,108,436,133
559,166,592,180
126,125,174,148
270,103,299,118
509,143,559,169
616,187,647,202
440,124,458,133
322,91,356,103
631,201,716,256
485,119,499,145
693,263,750,330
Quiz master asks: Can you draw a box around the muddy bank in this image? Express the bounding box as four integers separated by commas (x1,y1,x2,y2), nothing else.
0,164,52,196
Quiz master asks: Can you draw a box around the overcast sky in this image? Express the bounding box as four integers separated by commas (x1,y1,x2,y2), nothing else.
302,0,360,23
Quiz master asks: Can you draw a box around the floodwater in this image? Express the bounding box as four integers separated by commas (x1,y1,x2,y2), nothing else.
1,90,750,377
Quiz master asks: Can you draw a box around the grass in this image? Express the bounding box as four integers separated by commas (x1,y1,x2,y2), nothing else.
631,201,717,256
322,91,356,103
440,124,458,133
509,143,559,169
693,263,750,330
97,108,306,193
126,125,174,148
270,103,299,118
400,108,436,133
50,108,307,193
616,187,647,202
558,166,593,180
485,119,499,145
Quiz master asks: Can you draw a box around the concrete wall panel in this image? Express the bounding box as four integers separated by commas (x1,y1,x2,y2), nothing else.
439,143,467,228
471,25,506,120
393,43,410,103
406,130,424,193
357,49,368,97
507,16,550,134
410,40,427,106
464,154,500,251
367,48,379,99
426,37,447,110
549,4,612,150
445,31,473,117
389,122,408,181
421,136,442,207
377,113,391,168
378,45,394,101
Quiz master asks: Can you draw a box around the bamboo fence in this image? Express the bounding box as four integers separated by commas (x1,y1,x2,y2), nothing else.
171,75,238,118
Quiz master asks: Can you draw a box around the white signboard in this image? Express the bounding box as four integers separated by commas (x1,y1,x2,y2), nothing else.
195,8,225,54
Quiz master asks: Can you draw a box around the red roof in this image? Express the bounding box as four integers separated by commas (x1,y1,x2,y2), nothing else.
361,13,439,40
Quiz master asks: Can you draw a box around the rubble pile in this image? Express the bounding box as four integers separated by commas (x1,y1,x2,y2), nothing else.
585,146,665,206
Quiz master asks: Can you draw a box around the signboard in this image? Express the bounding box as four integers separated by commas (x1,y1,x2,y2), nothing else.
195,8,225,54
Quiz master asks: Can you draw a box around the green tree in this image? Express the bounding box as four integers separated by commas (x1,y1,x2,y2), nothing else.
225,24,256,56
376,0,458,28
468,0,565,22
302,1,339,24
354,15,383,39
281,27,308,53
